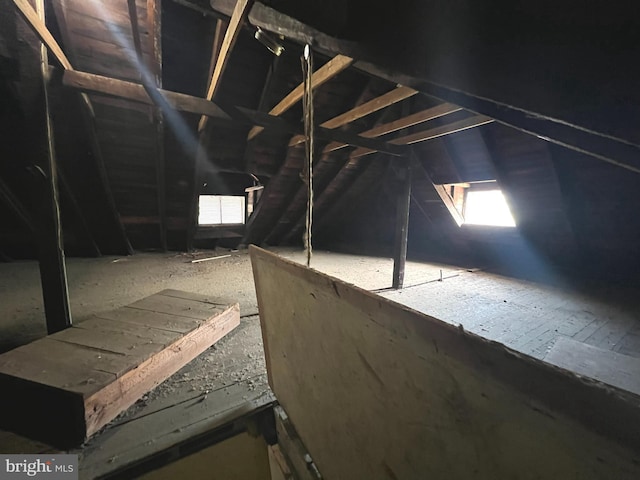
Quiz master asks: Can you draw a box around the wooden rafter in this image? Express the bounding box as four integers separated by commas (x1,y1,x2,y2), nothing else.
208,0,640,174
206,18,227,94
147,0,162,82
350,115,494,159
58,170,101,256
62,70,404,155
127,0,168,251
322,103,462,154
411,152,464,227
46,2,133,255
63,70,230,120
264,81,387,245
13,0,72,70
247,54,354,140
198,0,253,132
0,176,35,233
34,0,72,334
288,85,417,147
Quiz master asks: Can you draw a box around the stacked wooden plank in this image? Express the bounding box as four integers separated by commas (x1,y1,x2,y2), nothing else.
0,289,239,447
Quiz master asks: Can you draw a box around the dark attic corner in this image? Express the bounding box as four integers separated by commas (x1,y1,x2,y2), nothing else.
0,0,639,478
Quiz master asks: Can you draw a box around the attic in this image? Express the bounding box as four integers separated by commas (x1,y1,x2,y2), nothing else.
0,1,639,478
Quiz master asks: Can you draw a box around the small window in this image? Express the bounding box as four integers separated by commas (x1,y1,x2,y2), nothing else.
464,189,515,227
441,181,516,227
198,195,245,226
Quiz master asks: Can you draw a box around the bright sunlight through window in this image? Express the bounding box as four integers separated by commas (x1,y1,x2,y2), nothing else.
464,190,516,227
198,195,245,225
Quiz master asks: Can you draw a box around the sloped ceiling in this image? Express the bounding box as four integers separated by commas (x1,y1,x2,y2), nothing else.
0,0,638,281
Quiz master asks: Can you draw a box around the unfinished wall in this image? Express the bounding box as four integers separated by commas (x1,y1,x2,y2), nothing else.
251,246,640,480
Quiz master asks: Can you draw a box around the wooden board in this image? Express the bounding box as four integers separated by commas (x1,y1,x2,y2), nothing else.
0,290,239,448
250,246,640,480
546,337,640,397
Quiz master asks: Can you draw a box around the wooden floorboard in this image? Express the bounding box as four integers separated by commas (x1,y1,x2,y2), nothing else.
546,337,640,396
380,271,640,361
0,290,239,447
95,306,202,333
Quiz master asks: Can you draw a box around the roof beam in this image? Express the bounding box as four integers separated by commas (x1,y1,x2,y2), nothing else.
63,69,404,155
393,114,494,145
0,176,35,233
148,0,167,251
414,160,464,227
322,102,462,154
33,0,72,334
198,0,253,132
51,2,133,255
288,85,417,147
228,105,405,157
247,54,354,140
350,115,494,159
13,0,72,70
58,170,101,257
208,0,640,175
127,0,168,251
62,70,231,120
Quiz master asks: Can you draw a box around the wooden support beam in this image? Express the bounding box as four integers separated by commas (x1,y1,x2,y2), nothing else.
127,0,145,63
198,0,253,132
288,85,417,146
63,70,230,121
58,170,101,257
128,0,168,251
0,176,35,233
322,103,462,154
206,18,227,93
52,2,133,256
64,69,406,156
34,0,72,334
243,55,281,174
188,13,242,251
13,0,72,70
247,54,354,140
227,104,405,156
389,113,494,145
209,0,640,174
392,161,412,290
411,152,464,227
350,115,494,159
281,105,402,244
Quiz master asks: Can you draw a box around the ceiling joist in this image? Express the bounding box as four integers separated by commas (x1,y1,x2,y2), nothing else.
288,85,417,147
247,54,354,140
62,70,231,120
13,0,72,70
350,115,494,159
198,0,253,132
323,103,462,154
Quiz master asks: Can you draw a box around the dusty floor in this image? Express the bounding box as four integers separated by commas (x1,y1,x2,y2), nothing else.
1,247,639,472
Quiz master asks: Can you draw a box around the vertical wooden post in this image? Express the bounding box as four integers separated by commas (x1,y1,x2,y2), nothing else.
147,0,167,251
392,158,411,289
35,0,72,333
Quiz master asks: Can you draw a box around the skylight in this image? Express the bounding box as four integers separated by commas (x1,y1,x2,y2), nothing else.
463,189,516,227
